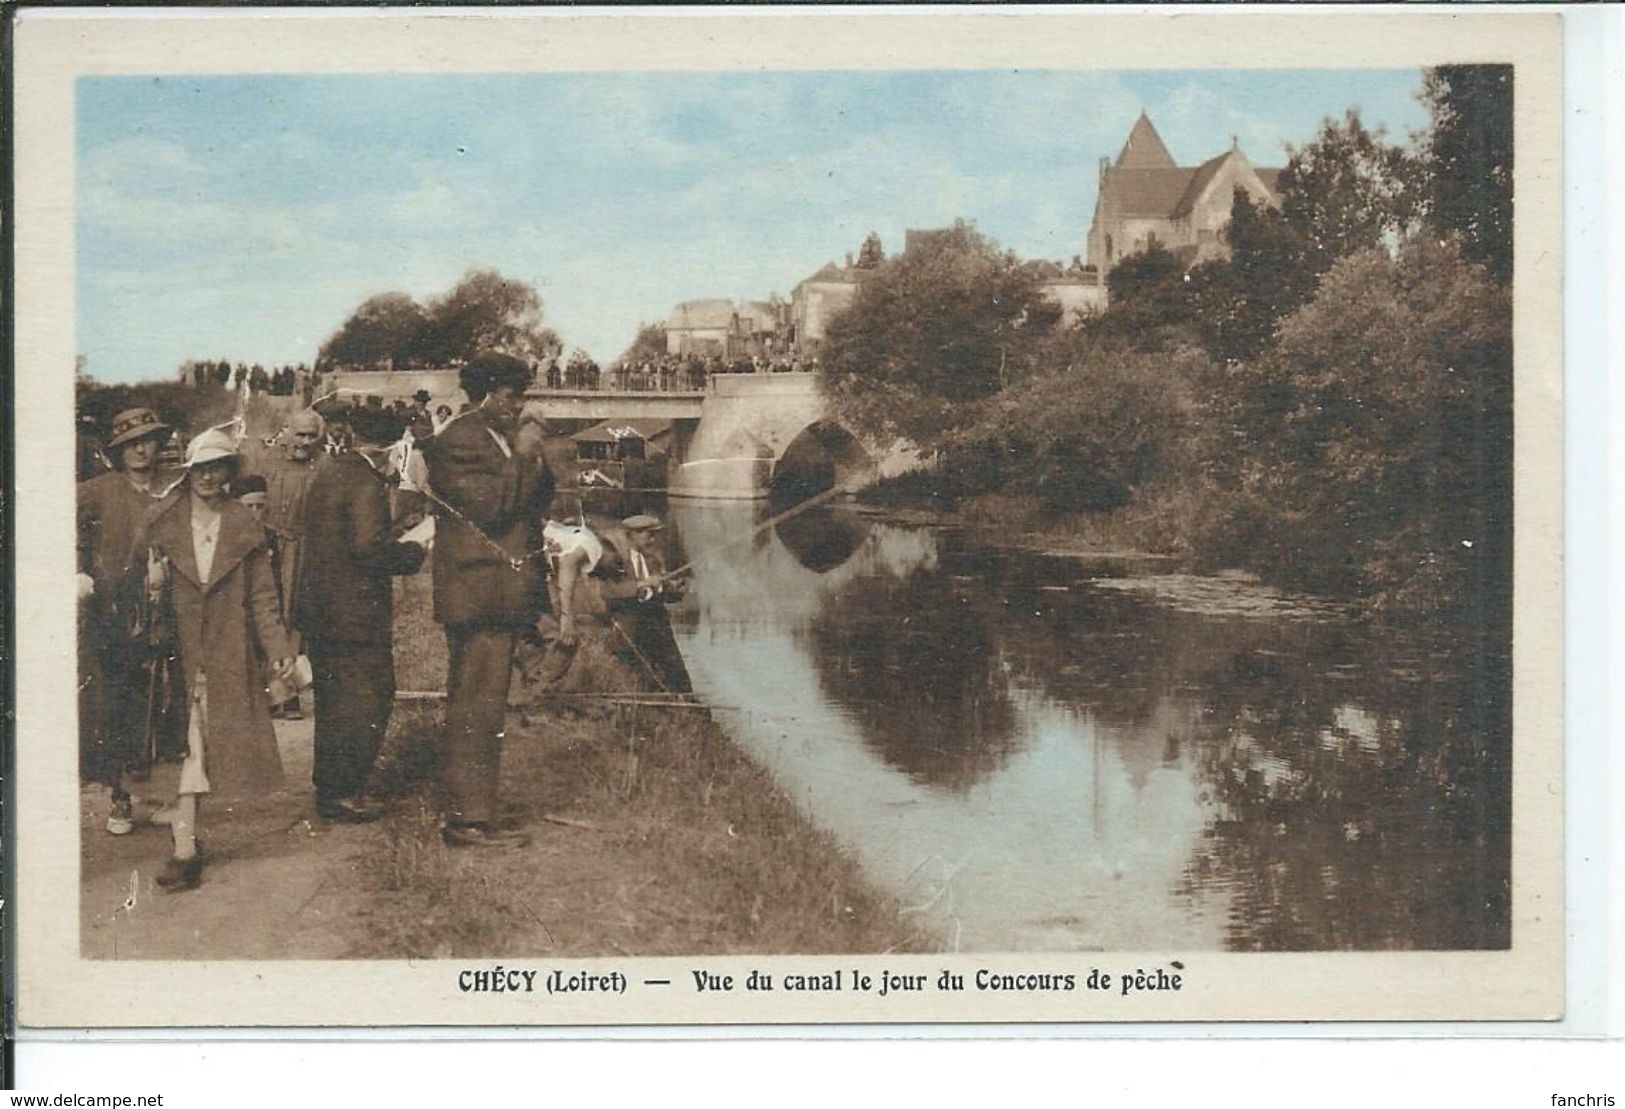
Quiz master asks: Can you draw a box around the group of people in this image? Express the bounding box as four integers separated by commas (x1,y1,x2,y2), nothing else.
78,351,687,891
186,359,315,401
539,353,820,394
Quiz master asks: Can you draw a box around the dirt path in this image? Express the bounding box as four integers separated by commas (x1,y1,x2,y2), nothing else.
79,691,926,960
79,717,382,960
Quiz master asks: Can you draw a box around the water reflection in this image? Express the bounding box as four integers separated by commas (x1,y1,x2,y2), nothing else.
806,569,1018,790
665,503,1511,952
774,508,870,573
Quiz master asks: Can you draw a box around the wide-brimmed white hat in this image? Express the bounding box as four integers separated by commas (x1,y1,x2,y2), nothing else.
184,428,242,468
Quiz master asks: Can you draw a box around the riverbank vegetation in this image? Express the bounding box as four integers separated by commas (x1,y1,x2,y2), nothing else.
349,568,935,958
824,66,1512,623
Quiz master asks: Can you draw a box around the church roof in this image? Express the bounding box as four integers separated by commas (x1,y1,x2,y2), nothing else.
1103,148,1282,222
1169,152,1232,219
1115,112,1177,170
1102,167,1202,218
1099,116,1283,224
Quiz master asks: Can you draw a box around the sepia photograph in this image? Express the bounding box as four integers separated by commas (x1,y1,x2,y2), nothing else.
11,9,1564,1027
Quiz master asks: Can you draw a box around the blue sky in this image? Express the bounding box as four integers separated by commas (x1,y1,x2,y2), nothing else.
78,69,1428,383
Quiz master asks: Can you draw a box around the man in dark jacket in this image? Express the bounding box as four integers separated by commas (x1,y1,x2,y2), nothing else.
293,406,427,823
423,351,553,848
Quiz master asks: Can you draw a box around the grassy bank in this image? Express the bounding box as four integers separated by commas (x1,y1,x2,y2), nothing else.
347,569,935,958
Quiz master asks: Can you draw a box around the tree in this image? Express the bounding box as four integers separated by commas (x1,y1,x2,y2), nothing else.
1207,237,1511,613
953,343,1200,513
1419,65,1513,283
1183,189,1323,365
1085,245,1200,353
421,268,559,365
820,220,1054,445
618,322,668,366
1180,113,1417,367
856,231,885,269
318,292,431,370
1278,109,1419,271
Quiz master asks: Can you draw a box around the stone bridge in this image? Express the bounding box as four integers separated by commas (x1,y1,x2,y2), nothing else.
521,373,913,500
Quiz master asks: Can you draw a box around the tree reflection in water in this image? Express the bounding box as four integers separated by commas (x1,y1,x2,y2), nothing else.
672,508,1511,951
807,568,1020,791
976,551,1512,951
1177,632,1511,951
807,534,1511,949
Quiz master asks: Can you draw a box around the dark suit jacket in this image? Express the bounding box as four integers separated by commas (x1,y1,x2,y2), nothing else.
293,452,426,646
423,409,553,628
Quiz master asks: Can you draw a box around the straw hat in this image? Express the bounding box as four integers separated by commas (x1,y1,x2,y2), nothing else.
105,407,171,449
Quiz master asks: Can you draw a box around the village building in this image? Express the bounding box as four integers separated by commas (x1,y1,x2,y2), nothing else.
789,260,862,354
664,299,735,358
1021,259,1108,325
665,298,790,360
1084,112,1281,276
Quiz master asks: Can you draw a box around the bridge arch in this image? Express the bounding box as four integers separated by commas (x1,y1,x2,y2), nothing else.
770,419,876,501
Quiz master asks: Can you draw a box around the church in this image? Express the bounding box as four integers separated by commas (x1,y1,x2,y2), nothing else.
1085,112,1282,276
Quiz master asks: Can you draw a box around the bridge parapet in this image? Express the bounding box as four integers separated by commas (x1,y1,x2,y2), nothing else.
521,390,706,422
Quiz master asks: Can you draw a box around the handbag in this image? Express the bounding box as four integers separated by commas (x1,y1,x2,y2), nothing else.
130,545,188,765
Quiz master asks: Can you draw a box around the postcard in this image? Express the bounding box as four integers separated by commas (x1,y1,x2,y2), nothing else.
10,7,1563,1027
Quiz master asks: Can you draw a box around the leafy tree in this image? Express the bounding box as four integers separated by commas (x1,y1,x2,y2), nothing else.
1185,190,1320,364
316,268,561,372
618,322,668,366
318,292,431,370
1278,109,1420,271
820,220,1055,445
952,343,1200,513
1418,65,1513,283
855,231,885,269
421,268,559,365
1086,245,1199,353
1185,113,1416,366
1207,237,1510,613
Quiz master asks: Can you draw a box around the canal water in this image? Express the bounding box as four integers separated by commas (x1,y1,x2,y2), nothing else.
588,492,1511,953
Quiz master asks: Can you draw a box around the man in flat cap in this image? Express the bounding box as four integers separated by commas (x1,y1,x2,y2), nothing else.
259,408,330,717
423,351,554,848
77,406,176,834
547,512,690,693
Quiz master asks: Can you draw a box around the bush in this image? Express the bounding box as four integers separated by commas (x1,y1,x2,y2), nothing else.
947,344,1200,515
1200,238,1511,616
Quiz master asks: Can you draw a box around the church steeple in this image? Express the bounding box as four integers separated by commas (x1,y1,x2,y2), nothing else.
1114,111,1177,170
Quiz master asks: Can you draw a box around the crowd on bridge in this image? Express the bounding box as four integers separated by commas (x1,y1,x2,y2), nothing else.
542,352,821,393
78,352,691,893
182,359,319,403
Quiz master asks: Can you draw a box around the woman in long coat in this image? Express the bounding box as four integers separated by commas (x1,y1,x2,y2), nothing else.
130,428,294,890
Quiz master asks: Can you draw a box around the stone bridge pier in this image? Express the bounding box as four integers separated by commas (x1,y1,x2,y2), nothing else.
672,373,908,500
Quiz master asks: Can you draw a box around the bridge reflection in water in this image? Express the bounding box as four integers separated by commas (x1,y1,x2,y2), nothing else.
664,501,1512,953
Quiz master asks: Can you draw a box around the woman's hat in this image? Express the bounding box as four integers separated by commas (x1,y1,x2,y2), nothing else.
105,407,171,449
184,428,242,468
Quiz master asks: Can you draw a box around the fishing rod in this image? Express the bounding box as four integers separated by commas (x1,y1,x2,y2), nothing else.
393,688,711,710
655,482,847,584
